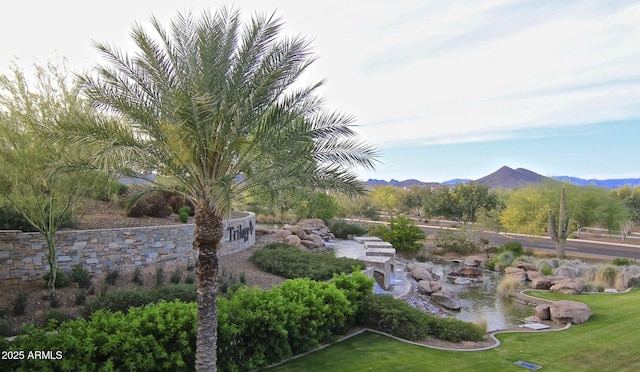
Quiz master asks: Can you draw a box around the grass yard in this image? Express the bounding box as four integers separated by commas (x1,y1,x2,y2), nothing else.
268,288,640,372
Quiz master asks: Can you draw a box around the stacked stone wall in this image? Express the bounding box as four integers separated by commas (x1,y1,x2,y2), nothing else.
0,212,255,283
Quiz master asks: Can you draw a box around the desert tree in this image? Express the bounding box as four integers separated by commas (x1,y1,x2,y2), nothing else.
53,9,377,371
0,62,103,303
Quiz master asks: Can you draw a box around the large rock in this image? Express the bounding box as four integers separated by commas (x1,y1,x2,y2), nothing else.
550,300,592,324
298,218,334,240
411,267,434,282
535,304,551,321
306,233,325,247
283,224,307,240
418,280,439,295
284,234,302,247
300,239,318,249
531,277,554,290
550,280,583,295
431,290,461,310
274,229,292,239
526,271,544,281
514,261,536,272
407,262,434,273
504,267,527,282
464,256,484,267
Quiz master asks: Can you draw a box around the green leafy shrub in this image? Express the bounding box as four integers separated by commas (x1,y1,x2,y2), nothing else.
74,289,88,306
4,301,197,371
612,257,635,266
540,263,553,276
330,271,375,326
179,211,189,223
12,291,29,316
42,269,71,288
71,264,92,289
328,220,368,239
500,241,524,257
218,278,353,371
0,318,13,337
434,229,478,255
251,242,363,280
0,203,37,231
367,295,484,342
219,270,246,295
368,216,425,252
83,284,196,316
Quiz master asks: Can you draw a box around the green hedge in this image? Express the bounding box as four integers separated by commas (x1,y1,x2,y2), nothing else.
251,242,364,280
367,295,484,342
83,283,197,316
6,274,374,371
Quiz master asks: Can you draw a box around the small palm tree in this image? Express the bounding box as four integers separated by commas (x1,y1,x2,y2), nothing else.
56,8,377,371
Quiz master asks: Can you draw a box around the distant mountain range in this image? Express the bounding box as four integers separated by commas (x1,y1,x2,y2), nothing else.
365,166,640,189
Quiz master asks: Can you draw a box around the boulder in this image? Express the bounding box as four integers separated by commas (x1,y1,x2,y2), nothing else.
284,234,302,247
274,229,292,239
535,304,551,321
430,281,442,293
454,277,471,285
504,267,527,282
464,256,484,267
418,280,438,295
514,261,536,272
455,266,483,278
284,224,307,240
550,280,583,295
411,267,434,282
306,233,325,247
431,290,461,310
300,239,318,249
531,277,553,290
407,262,434,273
550,300,592,324
525,271,544,281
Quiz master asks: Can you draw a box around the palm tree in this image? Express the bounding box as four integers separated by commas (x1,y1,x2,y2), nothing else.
57,8,377,371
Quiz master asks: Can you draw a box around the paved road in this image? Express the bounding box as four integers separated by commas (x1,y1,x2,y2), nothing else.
417,224,640,260
345,218,640,259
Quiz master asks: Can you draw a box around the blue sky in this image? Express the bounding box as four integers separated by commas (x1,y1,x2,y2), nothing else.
2,1,640,182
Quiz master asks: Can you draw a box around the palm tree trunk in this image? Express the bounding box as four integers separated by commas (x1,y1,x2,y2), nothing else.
194,204,224,372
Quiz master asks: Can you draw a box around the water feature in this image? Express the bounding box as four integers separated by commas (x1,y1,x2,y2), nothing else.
331,239,533,332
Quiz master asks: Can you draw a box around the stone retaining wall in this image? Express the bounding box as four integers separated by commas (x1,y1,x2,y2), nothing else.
0,212,255,283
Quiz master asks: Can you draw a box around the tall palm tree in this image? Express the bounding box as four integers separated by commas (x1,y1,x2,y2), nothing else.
57,8,377,371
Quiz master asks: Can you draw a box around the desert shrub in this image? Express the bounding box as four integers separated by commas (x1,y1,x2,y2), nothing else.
500,241,524,257
70,264,92,289
580,281,603,293
328,220,368,239
74,289,88,306
170,268,182,284
155,267,165,286
104,266,120,285
184,275,195,284
540,263,553,276
366,295,483,342
42,269,71,288
595,265,619,288
251,242,364,281
179,211,189,223
485,257,498,271
152,283,197,303
368,216,426,252
12,291,29,316
495,251,516,270
0,203,37,231
0,318,13,337
4,301,197,371
219,270,246,295
125,192,170,218
131,266,143,285
44,309,72,327
434,229,477,255
615,272,640,291
612,257,635,266
496,276,523,298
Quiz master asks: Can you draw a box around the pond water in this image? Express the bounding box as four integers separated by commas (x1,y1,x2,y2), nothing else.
331,239,533,332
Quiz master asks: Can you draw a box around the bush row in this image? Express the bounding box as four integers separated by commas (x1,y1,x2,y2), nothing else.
251,242,364,280
4,273,373,372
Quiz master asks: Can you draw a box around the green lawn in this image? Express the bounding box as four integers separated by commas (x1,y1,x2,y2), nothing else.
268,288,640,371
